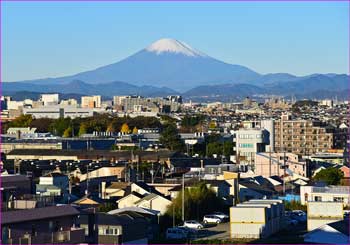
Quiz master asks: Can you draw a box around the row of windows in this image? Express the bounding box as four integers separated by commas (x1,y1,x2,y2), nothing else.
238,143,254,148
238,134,262,139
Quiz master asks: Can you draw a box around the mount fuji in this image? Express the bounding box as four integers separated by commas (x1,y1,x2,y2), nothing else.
4,38,349,99
7,38,260,91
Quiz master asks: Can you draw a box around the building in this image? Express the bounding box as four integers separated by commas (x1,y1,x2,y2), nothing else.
1,205,85,244
81,95,101,108
40,94,59,106
307,201,343,231
60,98,78,106
6,127,37,138
36,172,69,198
274,113,333,155
78,212,149,244
232,128,269,170
23,106,94,119
230,199,284,239
254,152,308,178
122,95,181,113
300,185,350,205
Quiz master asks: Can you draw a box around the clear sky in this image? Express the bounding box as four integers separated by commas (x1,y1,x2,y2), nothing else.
2,1,349,82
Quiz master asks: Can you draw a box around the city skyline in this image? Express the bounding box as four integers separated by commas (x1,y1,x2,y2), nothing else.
2,1,349,82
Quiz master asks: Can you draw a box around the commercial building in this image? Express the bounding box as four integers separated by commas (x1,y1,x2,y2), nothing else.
274,113,333,155
300,185,350,206
23,106,94,119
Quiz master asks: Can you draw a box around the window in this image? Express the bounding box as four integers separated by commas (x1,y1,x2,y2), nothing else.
314,196,322,202
334,197,344,202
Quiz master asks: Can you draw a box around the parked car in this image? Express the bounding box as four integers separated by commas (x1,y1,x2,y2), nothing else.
291,213,306,223
211,212,229,220
166,227,189,239
292,210,306,216
285,217,298,226
203,215,222,224
183,220,204,229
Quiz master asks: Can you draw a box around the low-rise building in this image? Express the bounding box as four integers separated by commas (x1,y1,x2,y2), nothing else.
300,185,350,205
307,201,344,231
230,199,285,239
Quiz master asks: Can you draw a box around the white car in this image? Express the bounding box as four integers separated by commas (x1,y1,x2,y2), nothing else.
166,227,188,239
183,220,204,229
212,212,229,220
203,215,222,224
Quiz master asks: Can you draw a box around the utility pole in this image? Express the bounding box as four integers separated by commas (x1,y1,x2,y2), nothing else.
86,165,89,196
151,162,154,184
269,150,272,177
182,174,185,222
283,150,286,195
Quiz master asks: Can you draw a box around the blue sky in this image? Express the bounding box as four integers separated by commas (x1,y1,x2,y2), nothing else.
2,1,349,81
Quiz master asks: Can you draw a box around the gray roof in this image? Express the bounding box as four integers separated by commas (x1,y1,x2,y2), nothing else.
2,205,79,225
328,220,350,236
1,174,30,184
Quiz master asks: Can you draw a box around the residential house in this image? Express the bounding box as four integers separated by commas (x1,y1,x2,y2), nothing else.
78,212,149,244
117,192,144,209
133,193,171,215
1,205,84,244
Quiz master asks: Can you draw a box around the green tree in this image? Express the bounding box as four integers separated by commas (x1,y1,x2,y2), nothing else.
9,114,33,127
49,118,71,136
164,182,224,223
313,168,344,185
159,123,184,151
106,123,115,133
63,127,72,138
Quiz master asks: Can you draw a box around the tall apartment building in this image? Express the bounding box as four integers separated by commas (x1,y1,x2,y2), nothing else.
81,95,101,108
274,114,333,155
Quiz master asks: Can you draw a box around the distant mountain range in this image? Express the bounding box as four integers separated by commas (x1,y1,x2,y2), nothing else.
3,38,349,101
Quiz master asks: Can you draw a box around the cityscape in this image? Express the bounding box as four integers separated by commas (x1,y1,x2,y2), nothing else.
1,1,349,245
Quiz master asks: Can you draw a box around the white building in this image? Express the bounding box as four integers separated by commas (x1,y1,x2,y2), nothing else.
23,106,93,119
40,94,59,106
300,185,350,205
60,98,78,106
307,201,343,231
230,199,284,239
232,128,269,169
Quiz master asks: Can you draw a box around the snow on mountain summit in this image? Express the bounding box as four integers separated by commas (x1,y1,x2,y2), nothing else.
145,38,207,57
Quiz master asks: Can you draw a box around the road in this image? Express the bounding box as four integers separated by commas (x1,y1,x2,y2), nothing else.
192,222,230,241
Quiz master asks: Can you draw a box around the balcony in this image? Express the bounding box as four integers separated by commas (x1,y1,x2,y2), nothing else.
3,227,85,244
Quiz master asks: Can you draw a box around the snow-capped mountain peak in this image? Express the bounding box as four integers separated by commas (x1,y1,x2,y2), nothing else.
145,38,207,57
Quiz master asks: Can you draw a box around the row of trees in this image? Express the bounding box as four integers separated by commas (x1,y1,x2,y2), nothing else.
3,114,162,137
